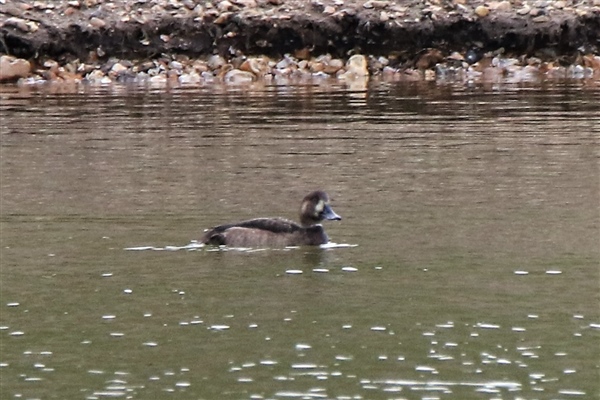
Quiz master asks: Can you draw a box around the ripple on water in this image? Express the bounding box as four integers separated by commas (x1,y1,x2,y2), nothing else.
376,379,522,392
558,389,586,396
209,325,230,331
124,242,204,251
291,363,318,369
475,322,500,329
320,242,358,249
370,326,386,331
124,242,357,252
285,269,303,275
415,365,438,374
275,391,328,398
88,370,104,374
92,390,127,397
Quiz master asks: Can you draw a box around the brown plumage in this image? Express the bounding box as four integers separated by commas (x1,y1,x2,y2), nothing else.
201,191,342,247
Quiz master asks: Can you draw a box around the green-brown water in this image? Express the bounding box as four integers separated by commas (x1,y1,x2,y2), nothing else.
1,80,599,399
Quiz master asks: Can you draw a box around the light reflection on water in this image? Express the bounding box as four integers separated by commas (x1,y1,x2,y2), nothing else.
1,80,599,399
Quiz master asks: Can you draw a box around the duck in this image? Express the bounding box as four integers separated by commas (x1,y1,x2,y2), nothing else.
201,190,342,248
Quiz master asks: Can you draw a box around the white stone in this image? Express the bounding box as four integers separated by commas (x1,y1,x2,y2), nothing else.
0,56,31,81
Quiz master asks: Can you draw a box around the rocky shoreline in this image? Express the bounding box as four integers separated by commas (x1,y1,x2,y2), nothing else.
1,0,599,84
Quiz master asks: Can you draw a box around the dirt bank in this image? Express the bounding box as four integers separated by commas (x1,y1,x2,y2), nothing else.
1,0,599,83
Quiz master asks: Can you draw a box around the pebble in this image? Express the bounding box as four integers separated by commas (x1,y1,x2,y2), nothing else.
416,49,444,69
324,58,344,73
218,0,235,12
4,17,30,32
532,15,550,22
490,0,512,11
339,54,368,79
234,0,257,7
110,62,128,73
223,68,255,83
474,5,490,16
146,75,165,83
3,46,598,86
554,0,566,8
169,60,183,70
207,54,226,70
89,16,106,28
179,71,202,83
0,55,31,82
465,48,483,64
239,57,268,75
86,69,104,82
323,5,336,14
363,0,389,9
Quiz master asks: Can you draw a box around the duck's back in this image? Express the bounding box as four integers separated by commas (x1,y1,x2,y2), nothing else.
201,218,328,247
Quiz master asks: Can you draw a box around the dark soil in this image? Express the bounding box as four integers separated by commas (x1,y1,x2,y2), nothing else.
1,0,599,65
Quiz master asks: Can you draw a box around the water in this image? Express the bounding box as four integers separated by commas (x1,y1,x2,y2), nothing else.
1,79,599,399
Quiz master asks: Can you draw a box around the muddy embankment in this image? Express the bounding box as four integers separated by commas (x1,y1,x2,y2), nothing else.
1,0,600,83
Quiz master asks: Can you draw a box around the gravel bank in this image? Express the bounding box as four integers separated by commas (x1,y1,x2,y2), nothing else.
1,0,599,83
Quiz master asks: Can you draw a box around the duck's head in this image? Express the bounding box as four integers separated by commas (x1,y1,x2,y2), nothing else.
300,190,342,226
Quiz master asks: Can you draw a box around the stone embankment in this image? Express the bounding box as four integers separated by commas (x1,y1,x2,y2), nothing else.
1,0,599,83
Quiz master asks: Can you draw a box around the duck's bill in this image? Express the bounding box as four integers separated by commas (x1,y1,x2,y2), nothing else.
323,204,342,221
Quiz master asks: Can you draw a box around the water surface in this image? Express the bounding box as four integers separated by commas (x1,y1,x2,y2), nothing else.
1,79,599,399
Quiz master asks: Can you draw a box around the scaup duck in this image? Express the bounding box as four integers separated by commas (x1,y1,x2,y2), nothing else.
201,191,342,247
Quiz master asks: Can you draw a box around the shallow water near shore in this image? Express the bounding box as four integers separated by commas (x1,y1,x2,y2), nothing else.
1,79,599,399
